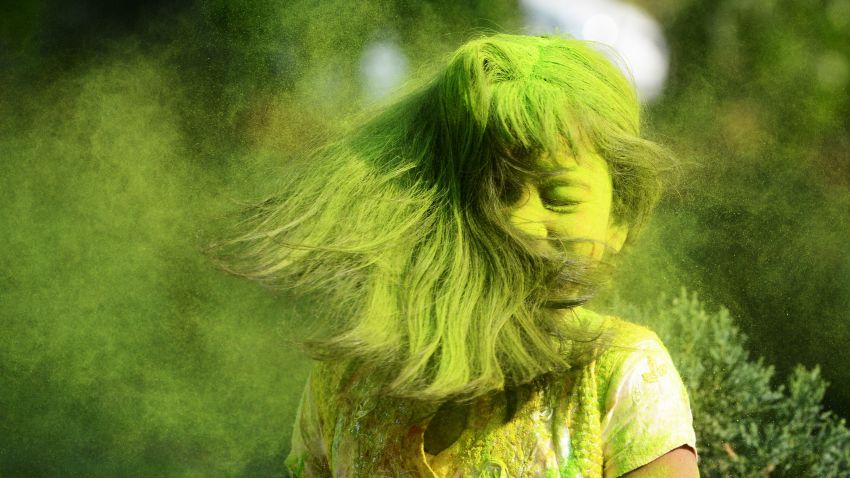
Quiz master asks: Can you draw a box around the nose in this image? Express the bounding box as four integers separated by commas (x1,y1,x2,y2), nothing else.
508,184,550,239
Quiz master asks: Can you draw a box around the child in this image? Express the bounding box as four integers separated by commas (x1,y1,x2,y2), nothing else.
222,34,697,477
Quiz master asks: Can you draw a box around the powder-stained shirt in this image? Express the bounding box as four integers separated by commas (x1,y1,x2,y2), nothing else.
284,312,696,477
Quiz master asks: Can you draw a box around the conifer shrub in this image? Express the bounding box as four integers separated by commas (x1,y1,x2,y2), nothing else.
617,290,850,477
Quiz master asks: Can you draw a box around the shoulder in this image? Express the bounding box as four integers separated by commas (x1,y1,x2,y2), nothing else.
585,311,687,417
581,312,697,477
596,316,669,382
570,308,668,384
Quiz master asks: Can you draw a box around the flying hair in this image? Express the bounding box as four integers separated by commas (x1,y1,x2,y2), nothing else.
210,34,671,402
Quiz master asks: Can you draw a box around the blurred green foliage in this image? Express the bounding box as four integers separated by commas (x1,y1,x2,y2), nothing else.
623,0,850,417
2,0,850,475
1,51,311,476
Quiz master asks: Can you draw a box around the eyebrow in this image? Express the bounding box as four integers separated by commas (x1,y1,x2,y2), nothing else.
538,170,591,190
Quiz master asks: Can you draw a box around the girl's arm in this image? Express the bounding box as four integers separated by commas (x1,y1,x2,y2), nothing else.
621,446,699,478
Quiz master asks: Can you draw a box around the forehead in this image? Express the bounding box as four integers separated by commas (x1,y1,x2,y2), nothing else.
534,147,610,180
530,126,607,170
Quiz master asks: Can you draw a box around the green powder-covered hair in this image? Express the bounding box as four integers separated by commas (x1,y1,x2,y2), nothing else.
214,34,668,402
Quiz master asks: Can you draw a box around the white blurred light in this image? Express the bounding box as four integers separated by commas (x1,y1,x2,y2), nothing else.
360,39,409,100
583,14,620,45
520,0,669,102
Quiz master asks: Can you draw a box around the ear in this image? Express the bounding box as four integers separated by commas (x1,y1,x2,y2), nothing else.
606,218,629,253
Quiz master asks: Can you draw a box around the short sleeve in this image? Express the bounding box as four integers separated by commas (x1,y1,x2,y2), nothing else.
284,370,332,478
599,330,697,478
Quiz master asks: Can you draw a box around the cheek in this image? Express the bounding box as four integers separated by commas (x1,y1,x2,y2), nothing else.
510,212,549,238
550,206,612,258
552,205,610,238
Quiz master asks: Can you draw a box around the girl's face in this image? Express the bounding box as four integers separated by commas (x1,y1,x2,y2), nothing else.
507,148,628,259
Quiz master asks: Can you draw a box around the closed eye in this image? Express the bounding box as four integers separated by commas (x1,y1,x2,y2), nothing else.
539,188,582,212
542,201,581,213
